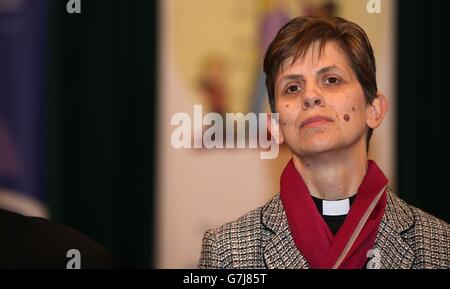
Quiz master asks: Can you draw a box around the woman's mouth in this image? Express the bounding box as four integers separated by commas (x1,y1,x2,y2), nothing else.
300,116,334,129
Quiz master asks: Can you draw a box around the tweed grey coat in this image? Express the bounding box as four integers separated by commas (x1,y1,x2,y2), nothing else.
198,188,450,269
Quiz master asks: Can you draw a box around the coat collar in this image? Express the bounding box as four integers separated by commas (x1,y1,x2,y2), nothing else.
372,187,415,269
261,186,415,269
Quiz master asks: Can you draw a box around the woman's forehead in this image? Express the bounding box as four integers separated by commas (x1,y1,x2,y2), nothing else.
276,42,354,81
281,41,350,71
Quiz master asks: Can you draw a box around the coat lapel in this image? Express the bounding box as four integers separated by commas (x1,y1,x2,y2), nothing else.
261,194,309,269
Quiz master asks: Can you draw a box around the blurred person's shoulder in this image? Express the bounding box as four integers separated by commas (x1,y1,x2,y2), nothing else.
0,208,112,268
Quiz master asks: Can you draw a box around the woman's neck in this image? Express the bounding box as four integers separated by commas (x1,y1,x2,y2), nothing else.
293,148,368,201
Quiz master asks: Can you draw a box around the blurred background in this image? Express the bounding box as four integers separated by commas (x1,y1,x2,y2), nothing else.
0,0,449,268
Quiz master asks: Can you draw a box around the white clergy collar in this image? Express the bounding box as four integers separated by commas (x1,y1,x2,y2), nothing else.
322,198,350,216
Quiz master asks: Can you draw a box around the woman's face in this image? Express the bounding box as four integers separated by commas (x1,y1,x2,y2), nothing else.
274,41,374,157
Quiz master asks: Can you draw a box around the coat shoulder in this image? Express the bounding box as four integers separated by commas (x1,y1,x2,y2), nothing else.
396,197,450,268
198,199,274,269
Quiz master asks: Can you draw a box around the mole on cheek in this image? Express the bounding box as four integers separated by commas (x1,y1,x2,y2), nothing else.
283,122,287,126
352,107,355,112
285,104,289,108
344,114,350,121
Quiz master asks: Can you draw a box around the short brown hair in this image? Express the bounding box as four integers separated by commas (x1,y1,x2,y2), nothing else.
263,16,377,145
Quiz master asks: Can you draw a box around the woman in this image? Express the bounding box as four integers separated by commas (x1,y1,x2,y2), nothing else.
198,16,450,269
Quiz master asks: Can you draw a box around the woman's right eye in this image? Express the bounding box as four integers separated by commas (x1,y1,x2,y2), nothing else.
285,85,301,94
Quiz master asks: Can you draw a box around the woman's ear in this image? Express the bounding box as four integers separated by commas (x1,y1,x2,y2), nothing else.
366,92,389,129
266,112,284,145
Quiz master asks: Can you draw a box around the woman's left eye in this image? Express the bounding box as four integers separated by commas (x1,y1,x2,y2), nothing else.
324,77,341,85
285,85,301,94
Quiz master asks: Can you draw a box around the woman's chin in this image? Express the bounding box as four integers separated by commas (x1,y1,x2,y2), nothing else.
292,141,338,157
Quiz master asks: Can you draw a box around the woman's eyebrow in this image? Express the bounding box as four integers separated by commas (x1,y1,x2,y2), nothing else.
279,74,305,85
316,65,340,75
